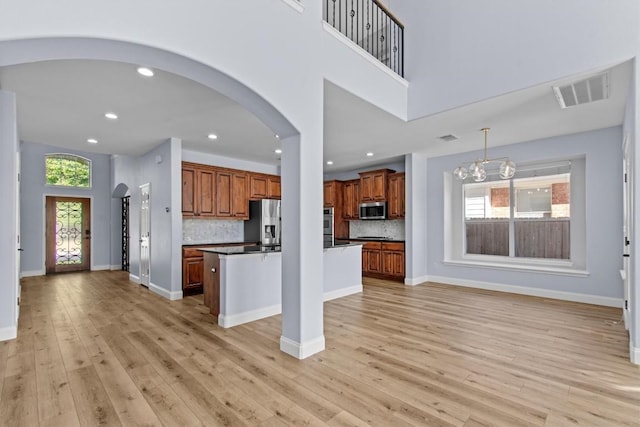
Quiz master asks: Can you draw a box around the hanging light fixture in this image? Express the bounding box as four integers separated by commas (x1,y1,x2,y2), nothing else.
453,128,515,182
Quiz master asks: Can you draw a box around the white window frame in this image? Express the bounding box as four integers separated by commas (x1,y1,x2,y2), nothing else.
444,157,588,277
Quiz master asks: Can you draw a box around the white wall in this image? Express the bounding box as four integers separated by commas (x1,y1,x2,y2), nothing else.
20,141,112,275
393,0,640,119
0,90,18,340
625,59,640,363
426,127,623,301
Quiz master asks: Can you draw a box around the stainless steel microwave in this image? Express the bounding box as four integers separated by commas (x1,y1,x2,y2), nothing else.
359,202,386,220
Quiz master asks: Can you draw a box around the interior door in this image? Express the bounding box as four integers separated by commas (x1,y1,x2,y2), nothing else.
45,196,91,273
16,151,21,320
139,184,151,287
622,136,632,330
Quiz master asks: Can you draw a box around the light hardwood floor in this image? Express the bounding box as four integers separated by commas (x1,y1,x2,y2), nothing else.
1,271,639,426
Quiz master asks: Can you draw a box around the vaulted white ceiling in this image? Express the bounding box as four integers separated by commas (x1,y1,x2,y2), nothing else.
0,58,631,172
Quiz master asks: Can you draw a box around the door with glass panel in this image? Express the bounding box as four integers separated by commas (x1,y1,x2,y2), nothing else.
45,196,91,273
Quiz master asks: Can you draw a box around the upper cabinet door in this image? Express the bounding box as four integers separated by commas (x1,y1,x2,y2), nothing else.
359,169,394,202
267,176,281,199
249,174,268,200
387,172,405,219
324,182,335,207
198,169,216,217
182,167,196,216
215,170,233,217
231,173,249,219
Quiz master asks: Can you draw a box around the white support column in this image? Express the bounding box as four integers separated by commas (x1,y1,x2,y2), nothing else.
404,153,429,286
279,109,325,359
631,59,640,365
0,90,19,341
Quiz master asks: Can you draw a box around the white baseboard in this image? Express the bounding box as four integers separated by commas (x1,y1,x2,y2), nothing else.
219,304,282,328
148,282,183,301
129,274,140,284
323,284,362,301
280,335,325,359
20,270,44,278
404,275,429,286
631,342,640,365
110,265,122,271
0,325,17,341
427,275,622,307
92,265,111,271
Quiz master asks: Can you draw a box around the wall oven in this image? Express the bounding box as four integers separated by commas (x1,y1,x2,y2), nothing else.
359,202,386,220
323,207,334,246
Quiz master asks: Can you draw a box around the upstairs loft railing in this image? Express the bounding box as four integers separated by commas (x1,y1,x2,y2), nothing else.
323,0,404,77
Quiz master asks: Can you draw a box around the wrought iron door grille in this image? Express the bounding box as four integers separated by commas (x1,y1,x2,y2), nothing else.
56,201,83,265
122,196,130,271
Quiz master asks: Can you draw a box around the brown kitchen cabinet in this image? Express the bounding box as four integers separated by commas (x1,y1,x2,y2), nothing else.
387,172,405,219
382,242,405,277
216,170,249,219
182,246,207,295
267,175,281,199
355,240,405,281
249,173,281,200
359,169,395,202
324,180,341,207
183,243,256,295
182,163,216,218
361,242,382,274
342,179,360,219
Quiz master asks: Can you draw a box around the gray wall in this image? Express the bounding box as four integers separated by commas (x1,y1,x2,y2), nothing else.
20,141,112,274
0,91,18,337
138,138,182,295
426,126,623,299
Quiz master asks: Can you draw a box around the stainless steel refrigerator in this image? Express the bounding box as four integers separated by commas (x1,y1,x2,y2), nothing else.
244,199,281,246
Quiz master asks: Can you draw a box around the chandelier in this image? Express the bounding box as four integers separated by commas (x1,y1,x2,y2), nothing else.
453,128,516,182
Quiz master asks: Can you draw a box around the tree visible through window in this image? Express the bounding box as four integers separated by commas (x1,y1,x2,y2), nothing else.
45,154,91,188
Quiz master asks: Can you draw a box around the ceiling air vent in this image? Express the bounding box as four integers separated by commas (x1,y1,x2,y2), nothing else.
553,72,609,109
438,134,459,142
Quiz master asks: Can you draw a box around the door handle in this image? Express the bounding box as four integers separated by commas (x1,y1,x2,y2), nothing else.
17,248,24,251
623,254,630,257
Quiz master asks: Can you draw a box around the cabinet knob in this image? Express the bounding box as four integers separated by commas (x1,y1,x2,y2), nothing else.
211,268,216,273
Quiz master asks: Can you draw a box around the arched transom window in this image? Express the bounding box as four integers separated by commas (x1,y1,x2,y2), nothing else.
45,154,92,188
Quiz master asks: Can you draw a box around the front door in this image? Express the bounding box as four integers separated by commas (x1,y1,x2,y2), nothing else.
45,196,91,273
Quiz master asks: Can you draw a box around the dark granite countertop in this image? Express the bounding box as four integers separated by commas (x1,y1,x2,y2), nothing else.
339,237,406,243
198,242,362,255
182,241,259,247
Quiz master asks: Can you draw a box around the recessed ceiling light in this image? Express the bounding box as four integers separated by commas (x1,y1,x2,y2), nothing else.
274,134,280,139
105,112,118,120
208,133,218,140
366,152,374,157
137,67,154,77
275,149,282,154
326,161,334,165
87,138,98,144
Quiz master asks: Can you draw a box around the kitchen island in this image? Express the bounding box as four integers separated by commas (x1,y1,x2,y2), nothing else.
200,243,362,327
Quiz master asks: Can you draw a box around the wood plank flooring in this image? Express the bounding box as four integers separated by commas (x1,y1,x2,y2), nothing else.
1,271,639,426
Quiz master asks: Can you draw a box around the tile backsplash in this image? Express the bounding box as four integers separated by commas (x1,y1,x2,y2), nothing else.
183,219,244,244
349,219,405,240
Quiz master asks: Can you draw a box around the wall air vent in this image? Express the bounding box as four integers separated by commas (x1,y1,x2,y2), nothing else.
553,72,609,109
438,134,459,142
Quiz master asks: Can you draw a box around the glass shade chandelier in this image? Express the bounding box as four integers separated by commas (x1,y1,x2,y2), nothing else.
453,128,516,182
